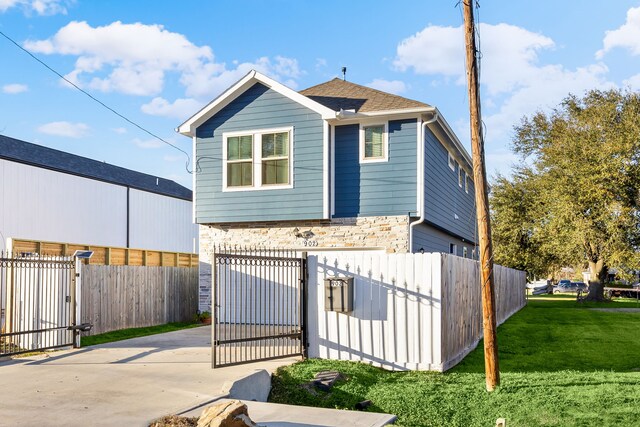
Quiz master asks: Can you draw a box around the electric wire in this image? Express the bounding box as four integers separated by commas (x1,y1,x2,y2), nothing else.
0,29,193,174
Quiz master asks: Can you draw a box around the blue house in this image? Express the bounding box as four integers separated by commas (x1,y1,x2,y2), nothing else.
178,70,476,263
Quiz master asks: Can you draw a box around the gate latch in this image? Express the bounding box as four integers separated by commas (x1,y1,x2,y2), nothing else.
67,323,93,332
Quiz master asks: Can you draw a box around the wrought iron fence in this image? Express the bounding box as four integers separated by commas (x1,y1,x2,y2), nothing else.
0,252,76,356
212,246,307,368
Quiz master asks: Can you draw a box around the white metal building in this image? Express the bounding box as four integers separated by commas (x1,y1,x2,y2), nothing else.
0,134,197,253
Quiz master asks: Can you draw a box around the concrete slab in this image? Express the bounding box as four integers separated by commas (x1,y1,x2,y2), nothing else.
181,399,397,427
0,326,299,427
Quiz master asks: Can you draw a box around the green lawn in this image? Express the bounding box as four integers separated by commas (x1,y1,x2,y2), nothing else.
80,321,203,347
269,295,640,426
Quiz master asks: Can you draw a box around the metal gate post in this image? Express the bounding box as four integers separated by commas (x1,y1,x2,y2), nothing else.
212,251,218,369
71,256,79,348
300,251,308,359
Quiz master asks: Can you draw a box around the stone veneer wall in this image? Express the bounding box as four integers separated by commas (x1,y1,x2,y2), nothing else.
197,215,410,312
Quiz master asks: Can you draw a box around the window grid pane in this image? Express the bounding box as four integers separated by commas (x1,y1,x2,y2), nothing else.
227,135,253,161
227,162,252,187
262,132,289,158
364,126,384,159
262,159,289,185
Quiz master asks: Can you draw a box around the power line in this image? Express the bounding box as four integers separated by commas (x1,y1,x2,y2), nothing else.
0,29,193,174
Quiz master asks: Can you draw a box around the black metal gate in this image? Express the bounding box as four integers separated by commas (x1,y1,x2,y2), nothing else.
0,252,76,356
212,247,307,368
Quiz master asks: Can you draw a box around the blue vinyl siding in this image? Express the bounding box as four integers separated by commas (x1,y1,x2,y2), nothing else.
334,119,417,218
412,223,474,257
194,83,324,223
423,128,476,243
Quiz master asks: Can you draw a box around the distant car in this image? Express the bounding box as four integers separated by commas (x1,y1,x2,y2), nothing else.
572,282,588,292
553,281,587,294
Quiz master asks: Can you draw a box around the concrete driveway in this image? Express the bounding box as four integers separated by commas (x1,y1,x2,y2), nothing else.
0,326,298,427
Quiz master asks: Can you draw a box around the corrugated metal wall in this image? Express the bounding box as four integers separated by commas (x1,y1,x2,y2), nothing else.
0,158,197,253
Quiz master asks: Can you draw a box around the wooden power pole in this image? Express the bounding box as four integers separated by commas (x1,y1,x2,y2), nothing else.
462,0,500,391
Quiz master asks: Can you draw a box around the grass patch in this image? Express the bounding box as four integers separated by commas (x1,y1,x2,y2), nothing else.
269,295,640,426
80,321,203,347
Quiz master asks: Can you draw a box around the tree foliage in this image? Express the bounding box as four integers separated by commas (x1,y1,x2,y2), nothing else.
491,89,640,295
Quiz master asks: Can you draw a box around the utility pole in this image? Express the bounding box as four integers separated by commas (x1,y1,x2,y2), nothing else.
462,0,500,391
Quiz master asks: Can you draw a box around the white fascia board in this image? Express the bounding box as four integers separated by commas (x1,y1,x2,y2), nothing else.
176,70,335,137
328,107,436,126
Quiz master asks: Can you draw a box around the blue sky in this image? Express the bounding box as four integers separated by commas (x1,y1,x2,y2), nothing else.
2,0,640,189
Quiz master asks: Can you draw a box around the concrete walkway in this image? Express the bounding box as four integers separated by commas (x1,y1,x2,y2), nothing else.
0,326,298,427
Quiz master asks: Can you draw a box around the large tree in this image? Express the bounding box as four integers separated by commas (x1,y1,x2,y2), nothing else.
491,89,640,299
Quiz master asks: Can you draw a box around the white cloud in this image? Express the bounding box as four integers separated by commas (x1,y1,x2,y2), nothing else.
394,22,614,144
111,127,127,134
0,0,67,15
141,97,204,119
2,83,28,93
25,21,303,101
596,6,640,59
623,73,640,90
315,58,327,69
132,137,164,149
37,121,89,138
394,23,554,96
366,79,407,95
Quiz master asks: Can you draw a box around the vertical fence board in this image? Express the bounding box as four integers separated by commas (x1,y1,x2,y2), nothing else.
80,265,198,336
308,252,526,371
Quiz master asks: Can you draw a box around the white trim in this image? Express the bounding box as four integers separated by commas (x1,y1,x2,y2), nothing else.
177,70,335,136
192,135,197,223
464,172,469,193
359,122,388,163
330,124,335,217
322,121,330,219
416,116,422,214
448,152,455,171
221,126,294,192
458,162,463,188
463,246,468,258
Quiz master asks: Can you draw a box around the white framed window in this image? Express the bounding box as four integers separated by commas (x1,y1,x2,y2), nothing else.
463,247,468,258
448,152,455,171
449,243,457,255
458,163,463,187
222,127,293,191
360,122,388,163
465,172,469,193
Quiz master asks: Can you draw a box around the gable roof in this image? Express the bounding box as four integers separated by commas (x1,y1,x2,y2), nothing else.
177,70,336,137
0,134,192,201
299,78,431,113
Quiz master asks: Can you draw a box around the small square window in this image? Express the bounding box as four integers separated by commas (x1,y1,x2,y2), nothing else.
360,123,388,163
448,152,455,171
463,247,468,258
449,243,457,255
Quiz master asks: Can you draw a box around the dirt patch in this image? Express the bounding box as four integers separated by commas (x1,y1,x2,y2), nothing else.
589,308,640,313
148,415,198,427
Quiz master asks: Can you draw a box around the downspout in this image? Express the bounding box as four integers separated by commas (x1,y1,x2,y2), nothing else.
409,111,438,252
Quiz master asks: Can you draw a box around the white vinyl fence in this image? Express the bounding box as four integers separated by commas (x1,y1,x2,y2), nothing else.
307,252,526,371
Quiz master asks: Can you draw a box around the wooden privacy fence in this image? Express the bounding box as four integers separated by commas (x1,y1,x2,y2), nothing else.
307,252,526,371
80,265,198,336
11,239,198,267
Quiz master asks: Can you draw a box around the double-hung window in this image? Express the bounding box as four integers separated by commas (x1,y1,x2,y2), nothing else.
223,127,292,191
360,123,388,163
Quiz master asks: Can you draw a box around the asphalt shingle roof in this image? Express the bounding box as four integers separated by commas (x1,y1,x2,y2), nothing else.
0,134,192,201
299,78,431,113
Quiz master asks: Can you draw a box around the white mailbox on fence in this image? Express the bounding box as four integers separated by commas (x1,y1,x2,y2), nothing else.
324,276,354,313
